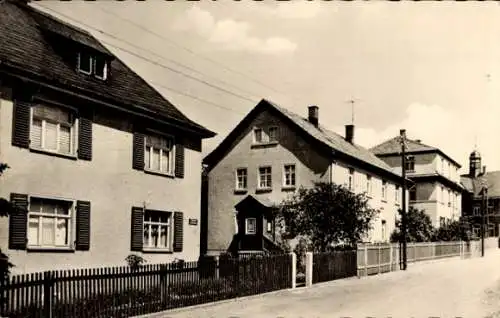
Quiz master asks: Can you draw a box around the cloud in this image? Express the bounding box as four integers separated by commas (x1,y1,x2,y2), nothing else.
172,6,297,55
344,102,500,172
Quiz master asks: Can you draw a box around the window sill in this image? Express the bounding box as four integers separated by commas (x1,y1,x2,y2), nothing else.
29,147,77,161
27,246,75,253
142,248,173,254
251,141,278,149
234,189,248,195
144,169,175,179
282,186,296,192
256,188,272,194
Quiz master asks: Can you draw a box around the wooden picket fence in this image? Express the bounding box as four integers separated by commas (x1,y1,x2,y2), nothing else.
0,254,293,318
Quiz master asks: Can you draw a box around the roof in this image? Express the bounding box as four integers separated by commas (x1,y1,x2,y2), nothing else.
0,1,214,138
461,171,500,198
370,136,462,168
204,99,406,183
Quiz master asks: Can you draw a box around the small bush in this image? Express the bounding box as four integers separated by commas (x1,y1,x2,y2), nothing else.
125,254,147,271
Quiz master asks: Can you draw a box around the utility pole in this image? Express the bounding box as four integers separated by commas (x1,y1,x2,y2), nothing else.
400,129,408,270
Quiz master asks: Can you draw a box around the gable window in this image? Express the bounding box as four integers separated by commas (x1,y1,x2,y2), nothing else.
31,104,76,155
258,166,272,189
382,180,387,200
144,134,175,175
254,128,263,143
348,168,355,191
245,218,257,235
268,126,278,142
405,156,415,172
366,175,372,195
283,164,296,188
77,52,93,75
143,210,172,251
235,168,248,191
28,197,72,248
409,186,417,201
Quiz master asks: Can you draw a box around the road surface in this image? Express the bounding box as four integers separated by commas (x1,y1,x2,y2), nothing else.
150,250,500,318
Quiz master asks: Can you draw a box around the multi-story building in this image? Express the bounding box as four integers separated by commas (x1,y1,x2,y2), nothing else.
0,0,215,274
202,99,408,256
371,137,463,228
460,150,500,238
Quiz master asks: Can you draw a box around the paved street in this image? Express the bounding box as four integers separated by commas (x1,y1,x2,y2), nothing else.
152,250,500,318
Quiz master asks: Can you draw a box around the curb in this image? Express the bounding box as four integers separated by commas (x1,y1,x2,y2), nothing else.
132,288,295,318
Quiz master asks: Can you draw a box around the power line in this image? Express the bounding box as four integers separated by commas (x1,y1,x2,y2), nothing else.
34,4,260,105
98,6,290,98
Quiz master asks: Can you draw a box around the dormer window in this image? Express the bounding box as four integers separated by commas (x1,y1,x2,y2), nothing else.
77,52,108,80
77,52,92,75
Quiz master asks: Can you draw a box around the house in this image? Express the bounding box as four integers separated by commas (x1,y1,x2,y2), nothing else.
202,99,408,256
460,150,500,238
0,0,215,274
371,137,463,228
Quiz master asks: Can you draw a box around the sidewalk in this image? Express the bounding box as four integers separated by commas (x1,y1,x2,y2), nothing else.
147,249,500,318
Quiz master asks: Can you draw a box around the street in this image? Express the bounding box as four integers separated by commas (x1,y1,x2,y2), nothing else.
150,251,500,318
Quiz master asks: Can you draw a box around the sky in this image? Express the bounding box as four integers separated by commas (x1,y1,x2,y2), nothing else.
32,1,500,173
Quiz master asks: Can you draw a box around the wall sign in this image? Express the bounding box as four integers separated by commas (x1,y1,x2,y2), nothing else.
189,218,198,226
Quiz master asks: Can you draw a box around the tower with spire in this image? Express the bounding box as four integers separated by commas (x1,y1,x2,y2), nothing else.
469,149,482,178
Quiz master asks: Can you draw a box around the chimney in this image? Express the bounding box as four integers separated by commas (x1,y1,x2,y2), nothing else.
415,139,422,143
308,105,319,127
345,125,354,143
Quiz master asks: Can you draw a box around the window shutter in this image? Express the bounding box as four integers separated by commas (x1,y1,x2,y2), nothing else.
173,211,184,252
175,143,185,178
12,101,30,148
131,207,144,252
9,193,28,250
78,117,93,161
75,200,91,251
132,132,145,170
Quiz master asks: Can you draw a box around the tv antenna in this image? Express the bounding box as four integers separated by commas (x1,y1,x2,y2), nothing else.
347,98,361,125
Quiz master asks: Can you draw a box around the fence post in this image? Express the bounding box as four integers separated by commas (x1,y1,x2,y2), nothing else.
214,256,220,279
43,271,53,318
305,252,313,288
290,252,297,289
363,244,368,276
389,244,393,271
377,245,381,274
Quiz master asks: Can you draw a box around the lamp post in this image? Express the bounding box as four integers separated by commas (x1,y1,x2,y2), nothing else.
400,129,408,270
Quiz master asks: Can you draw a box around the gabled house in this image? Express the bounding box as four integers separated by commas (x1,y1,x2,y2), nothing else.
0,0,215,274
202,99,408,256
460,150,500,238
371,137,463,228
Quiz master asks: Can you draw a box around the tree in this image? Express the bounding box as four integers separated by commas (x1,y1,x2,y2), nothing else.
0,164,14,278
433,220,470,242
390,207,435,243
276,182,379,252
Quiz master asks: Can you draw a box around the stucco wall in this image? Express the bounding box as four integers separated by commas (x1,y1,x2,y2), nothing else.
0,96,203,274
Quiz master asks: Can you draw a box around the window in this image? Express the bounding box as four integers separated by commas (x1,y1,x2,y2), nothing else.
245,218,257,235
143,210,172,250
30,104,76,155
447,190,451,207
266,219,272,233
94,57,108,80
144,134,175,175
441,186,444,204
488,204,494,215
447,162,451,178
473,206,480,216
283,164,296,187
235,168,248,190
441,158,444,174
28,198,72,248
409,186,417,201
258,166,272,189
366,175,372,195
382,180,387,200
268,126,278,142
77,52,92,75
254,128,263,143
77,52,108,80
348,168,355,191
439,217,445,227
395,186,400,204
405,156,415,172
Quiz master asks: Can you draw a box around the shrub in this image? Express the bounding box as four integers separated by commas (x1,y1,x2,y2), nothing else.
125,254,147,271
